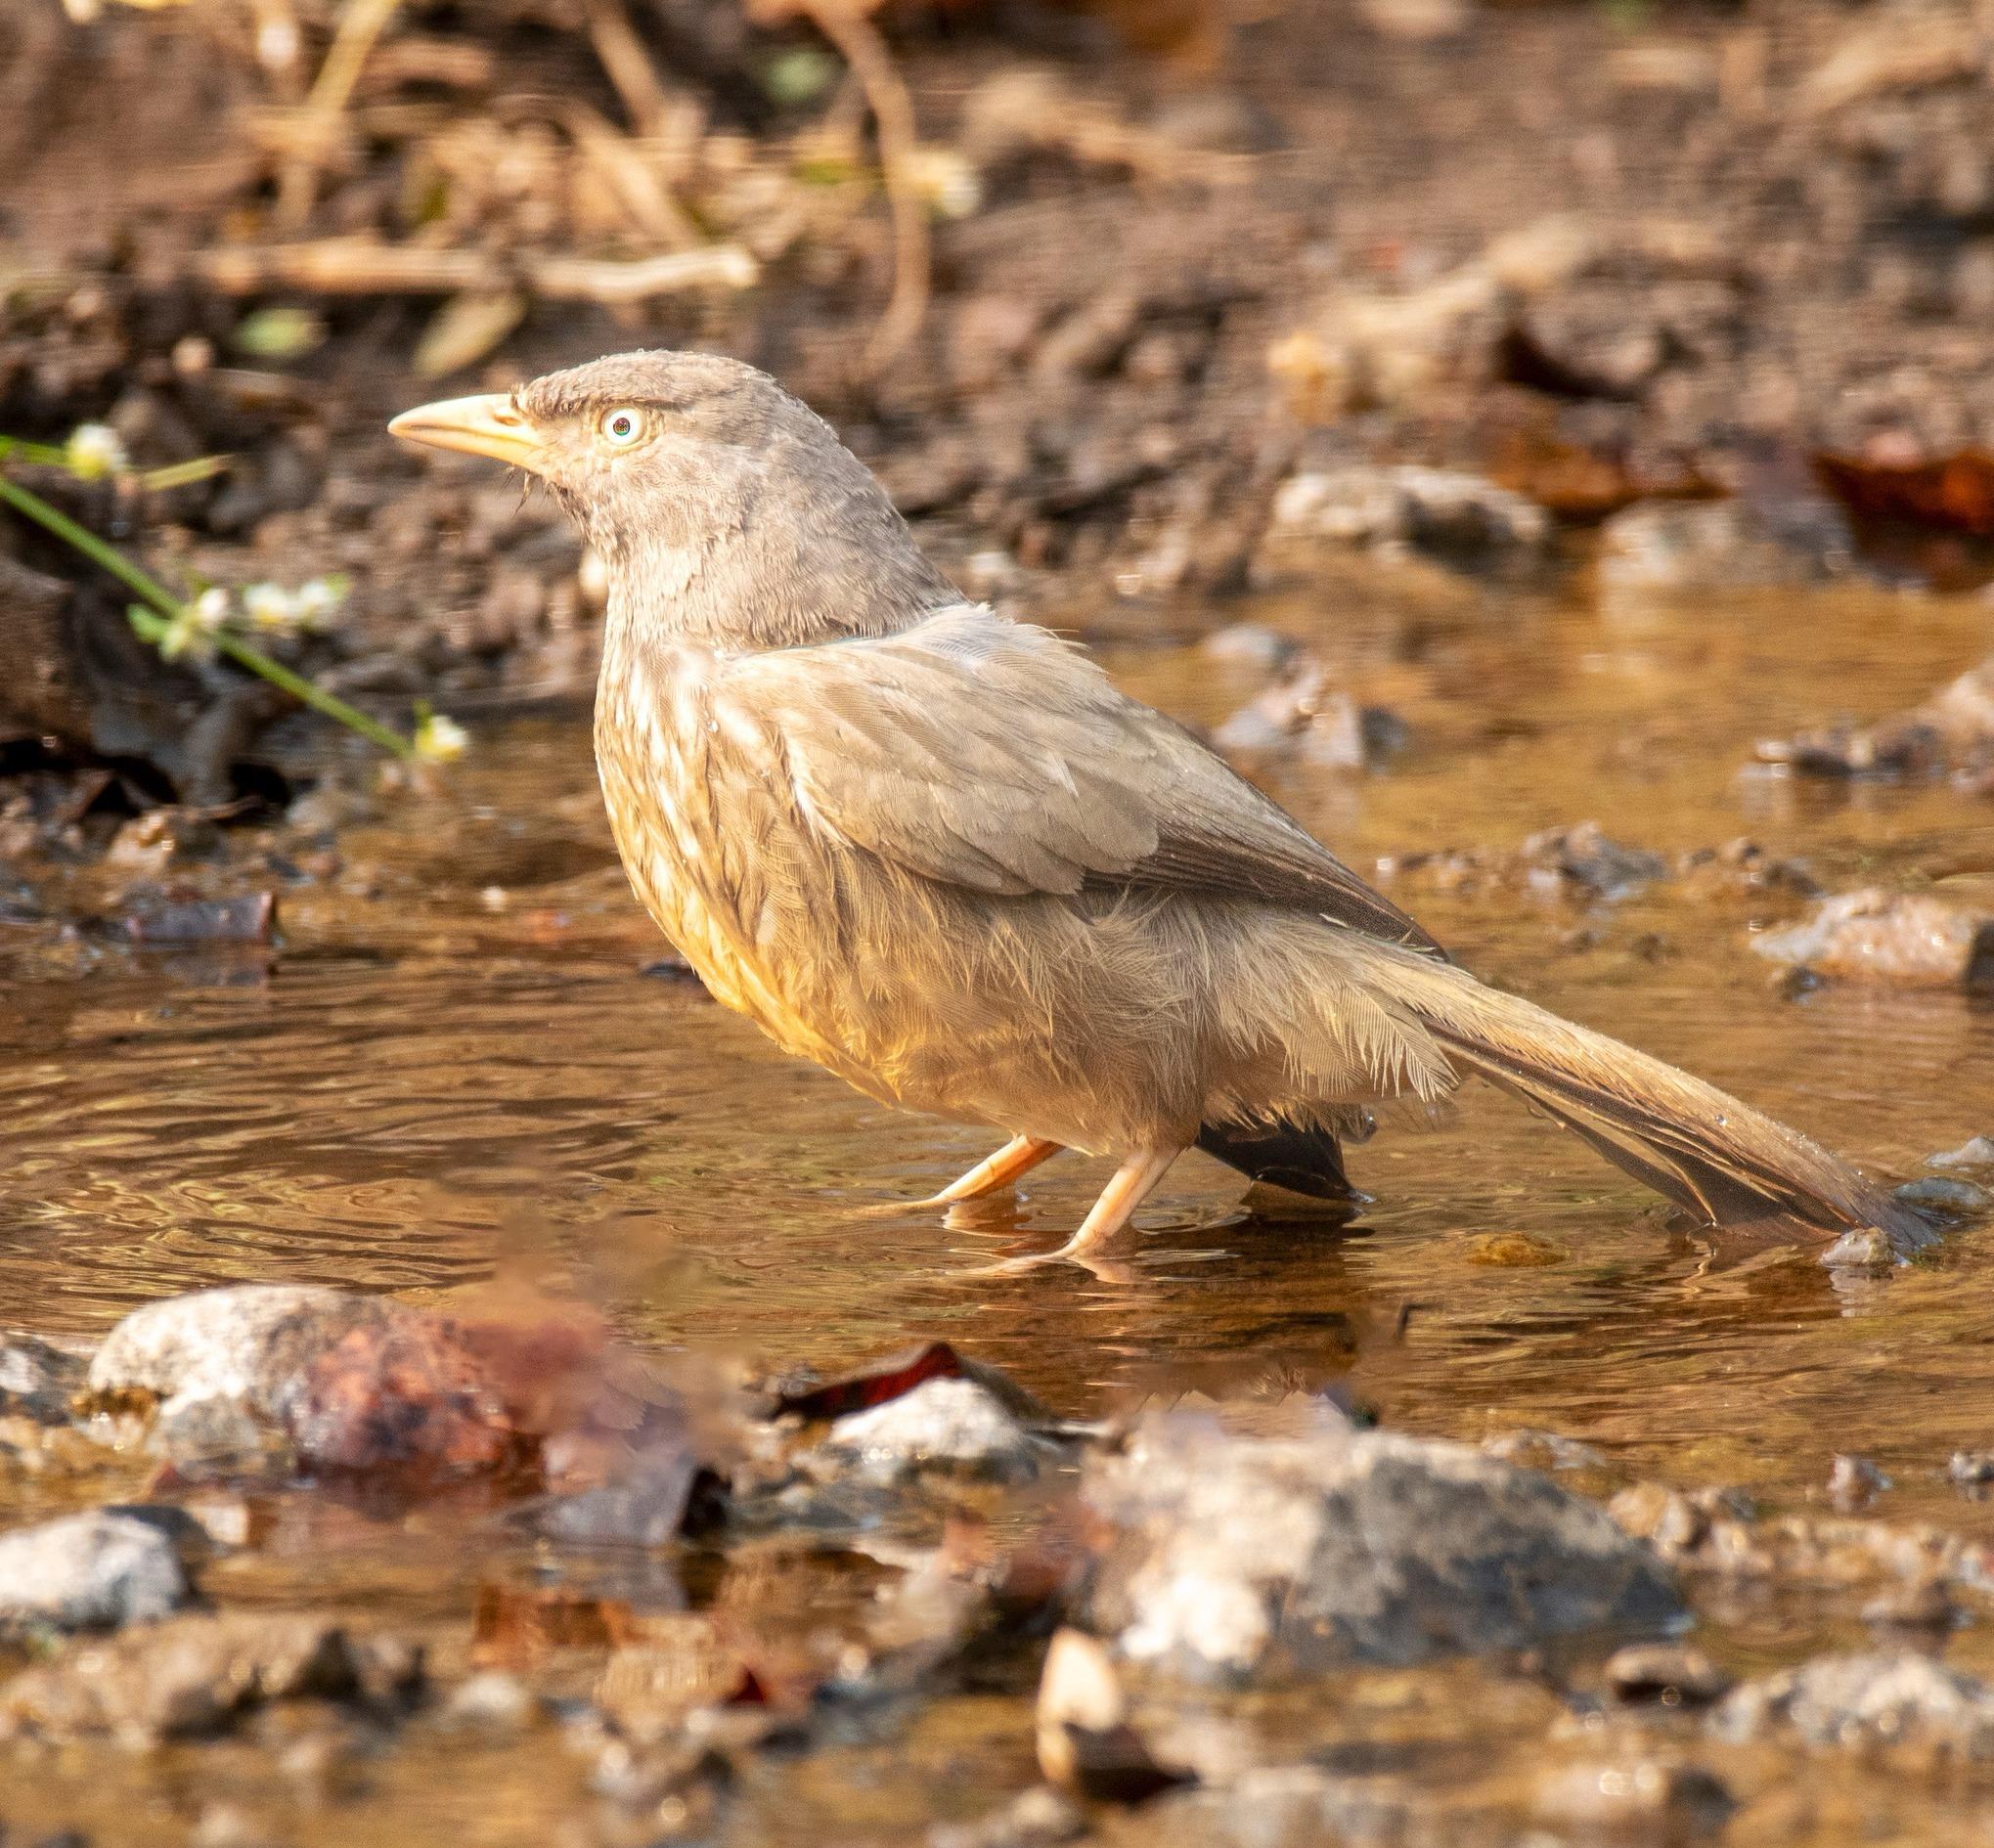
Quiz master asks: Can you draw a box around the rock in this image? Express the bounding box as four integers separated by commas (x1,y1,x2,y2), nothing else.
1266,464,1549,564
1750,890,1994,990
1609,1481,1989,1593
1596,498,1847,593
1520,822,1667,902
0,1612,421,1744
438,1669,536,1733
1861,1577,1959,1632
1757,654,1994,784
929,1786,1086,1848
813,1377,1042,1484
1821,1225,1916,1271
0,1333,87,1424
87,1284,512,1473
0,1510,192,1634
1712,1653,1994,1761
1929,1135,1994,1171
1532,1757,1735,1834
1036,1628,1190,1804
1829,1454,1891,1514
1077,1405,1680,1679
1950,1451,1994,1493
1211,656,1404,769
1106,1766,1415,1848
1895,1174,1992,1214
1481,1430,1606,1472
1198,622,1296,671
525,1446,703,1548
1605,1641,1732,1707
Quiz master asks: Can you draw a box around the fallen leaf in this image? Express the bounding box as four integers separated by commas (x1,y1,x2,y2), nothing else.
1814,450,1994,536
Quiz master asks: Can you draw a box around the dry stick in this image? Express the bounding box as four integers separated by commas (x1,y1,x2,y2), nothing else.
797,2,929,373
563,105,701,251
276,0,403,231
193,239,757,302
584,0,672,136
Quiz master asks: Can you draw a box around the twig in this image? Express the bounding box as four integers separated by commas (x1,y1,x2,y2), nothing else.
563,104,700,251
794,1,929,373
192,238,757,300
276,0,404,231
583,0,671,136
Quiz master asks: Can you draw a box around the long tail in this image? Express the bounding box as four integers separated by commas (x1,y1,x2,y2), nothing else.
1374,949,1924,1240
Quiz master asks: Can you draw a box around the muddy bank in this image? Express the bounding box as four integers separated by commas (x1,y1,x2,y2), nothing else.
17,0,1994,771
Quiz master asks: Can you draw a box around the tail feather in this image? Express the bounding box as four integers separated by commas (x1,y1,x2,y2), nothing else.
1377,953,1922,1239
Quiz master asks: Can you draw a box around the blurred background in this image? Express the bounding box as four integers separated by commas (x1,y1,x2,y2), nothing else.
10,0,1994,740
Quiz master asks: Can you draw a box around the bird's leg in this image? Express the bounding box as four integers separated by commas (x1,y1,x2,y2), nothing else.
1045,1144,1183,1260
858,1134,1065,1216
921,1134,1064,1208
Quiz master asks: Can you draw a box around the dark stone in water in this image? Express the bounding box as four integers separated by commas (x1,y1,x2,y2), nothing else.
1077,1402,1681,1680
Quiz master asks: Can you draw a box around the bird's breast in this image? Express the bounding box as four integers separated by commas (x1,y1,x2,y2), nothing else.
592,645,851,1073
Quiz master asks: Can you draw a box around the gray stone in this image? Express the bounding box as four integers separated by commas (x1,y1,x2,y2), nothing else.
1928,1135,1994,1171
1267,464,1549,562
1078,1406,1681,1679
1596,498,1847,594
1712,1652,1994,1759
816,1377,1042,1483
1751,889,1994,991
0,1334,87,1424
0,1510,191,1634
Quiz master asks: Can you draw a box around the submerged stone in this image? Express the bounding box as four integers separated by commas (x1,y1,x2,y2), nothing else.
0,1612,421,1744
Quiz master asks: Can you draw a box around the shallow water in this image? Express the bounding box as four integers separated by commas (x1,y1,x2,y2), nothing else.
6,567,1994,1842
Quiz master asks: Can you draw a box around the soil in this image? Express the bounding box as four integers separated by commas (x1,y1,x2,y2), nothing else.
11,0,1994,765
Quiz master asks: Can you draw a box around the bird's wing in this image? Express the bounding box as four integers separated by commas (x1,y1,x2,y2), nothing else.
710,603,1440,951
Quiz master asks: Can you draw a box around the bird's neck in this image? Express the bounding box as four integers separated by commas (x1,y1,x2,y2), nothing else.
592,433,958,654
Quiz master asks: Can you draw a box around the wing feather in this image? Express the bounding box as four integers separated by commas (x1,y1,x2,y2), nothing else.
712,604,1440,949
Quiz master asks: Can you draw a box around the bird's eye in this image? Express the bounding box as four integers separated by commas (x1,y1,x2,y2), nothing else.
598,406,645,447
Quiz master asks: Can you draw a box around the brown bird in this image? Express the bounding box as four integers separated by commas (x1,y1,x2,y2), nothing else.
390,350,1920,1263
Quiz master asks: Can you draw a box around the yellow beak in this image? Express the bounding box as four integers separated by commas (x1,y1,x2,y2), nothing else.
386,392,546,471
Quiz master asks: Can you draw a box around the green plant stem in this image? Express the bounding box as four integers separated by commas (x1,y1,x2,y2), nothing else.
219,633,414,760
0,468,414,761
0,470,180,616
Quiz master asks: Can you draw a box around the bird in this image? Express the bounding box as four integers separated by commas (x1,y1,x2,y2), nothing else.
389,349,1922,1264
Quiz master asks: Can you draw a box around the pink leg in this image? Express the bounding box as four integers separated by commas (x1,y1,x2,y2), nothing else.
1046,1145,1183,1260
859,1134,1064,1215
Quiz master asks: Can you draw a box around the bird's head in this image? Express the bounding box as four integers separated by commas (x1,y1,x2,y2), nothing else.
390,349,798,554
388,348,952,649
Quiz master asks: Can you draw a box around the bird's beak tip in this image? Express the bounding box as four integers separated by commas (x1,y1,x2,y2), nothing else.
387,392,544,470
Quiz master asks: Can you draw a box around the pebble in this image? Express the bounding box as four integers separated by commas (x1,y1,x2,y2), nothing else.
1712,1652,1994,1759
0,1510,191,1635
814,1377,1043,1484
1751,888,1994,990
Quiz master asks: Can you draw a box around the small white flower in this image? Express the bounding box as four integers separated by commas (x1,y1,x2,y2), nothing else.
413,711,468,765
157,593,227,663
65,422,129,481
242,582,296,631
292,576,347,632
190,587,232,634
904,147,982,221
